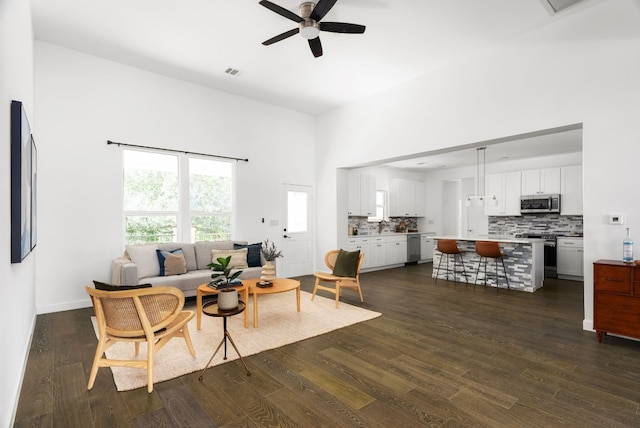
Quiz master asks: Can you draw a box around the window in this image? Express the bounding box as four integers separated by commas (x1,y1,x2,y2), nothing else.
123,150,233,244
368,190,386,222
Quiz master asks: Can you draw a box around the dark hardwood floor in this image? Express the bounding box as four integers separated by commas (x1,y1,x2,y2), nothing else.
14,263,640,427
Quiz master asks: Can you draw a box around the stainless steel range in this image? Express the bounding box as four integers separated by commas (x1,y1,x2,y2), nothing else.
516,233,557,279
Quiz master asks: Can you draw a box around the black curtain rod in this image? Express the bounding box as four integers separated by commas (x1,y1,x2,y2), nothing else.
106,140,249,162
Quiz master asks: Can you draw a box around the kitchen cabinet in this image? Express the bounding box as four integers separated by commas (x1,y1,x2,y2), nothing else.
593,260,640,343
386,235,407,265
389,179,426,217
521,167,561,195
420,234,434,261
484,171,521,216
368,236,387,267
346,237,372,269
557,237,583,278
561,165,583,215
347,173,376,217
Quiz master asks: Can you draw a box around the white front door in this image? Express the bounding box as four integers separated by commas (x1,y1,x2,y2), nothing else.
281,184,313,278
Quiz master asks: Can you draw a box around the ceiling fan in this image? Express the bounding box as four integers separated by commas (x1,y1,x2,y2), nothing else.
259,0,366,58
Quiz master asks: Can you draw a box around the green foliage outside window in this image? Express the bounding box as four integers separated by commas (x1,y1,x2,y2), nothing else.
123,150,233,244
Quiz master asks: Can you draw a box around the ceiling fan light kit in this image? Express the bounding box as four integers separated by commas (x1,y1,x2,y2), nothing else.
259,0,365,57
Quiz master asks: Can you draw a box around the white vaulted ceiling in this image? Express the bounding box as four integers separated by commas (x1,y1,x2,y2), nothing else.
30,0,592,116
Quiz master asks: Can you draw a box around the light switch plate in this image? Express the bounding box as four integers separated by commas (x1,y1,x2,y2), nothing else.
609,214,625,225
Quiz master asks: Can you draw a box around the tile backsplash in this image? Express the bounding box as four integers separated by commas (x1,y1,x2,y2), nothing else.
348,217,418,235
489,215,583,236
348,214,583,237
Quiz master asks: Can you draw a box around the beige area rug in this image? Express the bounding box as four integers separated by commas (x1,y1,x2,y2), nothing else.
91,290,381,391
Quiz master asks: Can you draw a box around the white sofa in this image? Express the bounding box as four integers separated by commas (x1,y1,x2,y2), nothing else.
111,241,264,297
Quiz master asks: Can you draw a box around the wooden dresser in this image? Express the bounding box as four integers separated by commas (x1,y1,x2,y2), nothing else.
593,259,640,342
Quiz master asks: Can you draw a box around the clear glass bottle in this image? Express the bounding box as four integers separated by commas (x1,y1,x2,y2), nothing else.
623,227,634,263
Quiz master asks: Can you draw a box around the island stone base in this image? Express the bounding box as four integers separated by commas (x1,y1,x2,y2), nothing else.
432,240,544,292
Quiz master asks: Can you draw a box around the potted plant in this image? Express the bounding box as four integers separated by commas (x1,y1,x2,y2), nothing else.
207,255,243,310
260,239,283,281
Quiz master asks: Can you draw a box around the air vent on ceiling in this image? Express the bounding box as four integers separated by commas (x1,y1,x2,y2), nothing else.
225,68,241,76
543,0,585,13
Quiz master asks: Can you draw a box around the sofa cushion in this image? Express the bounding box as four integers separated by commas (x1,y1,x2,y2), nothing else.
195,240,247,270
233,242,262,267
158,243,197,271
332,249,361,278
93,280,152,291
156,249,187,276
211,248,248,269
125,244,159,278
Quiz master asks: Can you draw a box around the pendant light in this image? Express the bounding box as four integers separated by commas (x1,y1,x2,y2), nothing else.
465,147,498,207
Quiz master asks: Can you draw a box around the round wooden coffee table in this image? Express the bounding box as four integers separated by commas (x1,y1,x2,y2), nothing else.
243,278,301,328
196,283,249,329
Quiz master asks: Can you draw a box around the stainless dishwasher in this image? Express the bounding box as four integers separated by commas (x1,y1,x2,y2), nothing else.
407,234,420,263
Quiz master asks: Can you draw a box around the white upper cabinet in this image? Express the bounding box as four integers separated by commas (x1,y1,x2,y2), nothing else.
347,172,376,217
561,165,583,215
521,167,561,195
389,179,426,217
485,171,522,216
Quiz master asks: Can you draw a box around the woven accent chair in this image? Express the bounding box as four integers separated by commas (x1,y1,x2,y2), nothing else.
85,285,196,393
312,250,364,308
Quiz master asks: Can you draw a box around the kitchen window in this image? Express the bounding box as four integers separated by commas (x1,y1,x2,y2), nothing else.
368,190,386,222
123,149,233,244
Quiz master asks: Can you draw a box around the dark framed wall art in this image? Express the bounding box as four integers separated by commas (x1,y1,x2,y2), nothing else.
10,100,36,263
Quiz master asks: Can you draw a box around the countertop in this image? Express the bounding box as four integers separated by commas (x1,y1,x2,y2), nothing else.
348,231,435,237
432,235,546,244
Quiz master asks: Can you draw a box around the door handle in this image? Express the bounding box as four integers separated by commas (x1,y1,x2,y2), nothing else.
283,235,290,238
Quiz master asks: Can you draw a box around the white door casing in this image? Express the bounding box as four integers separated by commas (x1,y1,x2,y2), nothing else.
281,184,313,278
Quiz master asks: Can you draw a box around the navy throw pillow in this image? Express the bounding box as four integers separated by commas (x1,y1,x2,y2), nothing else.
234,243,262,267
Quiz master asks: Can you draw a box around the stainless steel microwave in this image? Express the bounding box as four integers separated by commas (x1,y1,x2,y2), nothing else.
520,194,561,213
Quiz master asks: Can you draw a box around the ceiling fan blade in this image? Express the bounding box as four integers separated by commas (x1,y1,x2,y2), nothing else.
259,0,304,23
308,37,323,57
319,22,366,34
310,0,338,21
262,28,300,45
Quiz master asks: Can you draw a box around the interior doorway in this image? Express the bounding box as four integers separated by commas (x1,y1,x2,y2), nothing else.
442,178,488,238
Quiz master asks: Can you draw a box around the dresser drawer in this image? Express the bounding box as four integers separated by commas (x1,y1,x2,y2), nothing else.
594,264,632,293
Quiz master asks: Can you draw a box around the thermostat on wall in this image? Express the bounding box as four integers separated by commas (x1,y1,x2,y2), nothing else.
609,214,625,225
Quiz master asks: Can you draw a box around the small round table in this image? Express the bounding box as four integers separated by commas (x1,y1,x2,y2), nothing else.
198,300,251,381
196,283,249,329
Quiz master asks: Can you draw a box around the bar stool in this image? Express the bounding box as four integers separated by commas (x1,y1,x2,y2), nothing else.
435,240,467,285
475,241,509,292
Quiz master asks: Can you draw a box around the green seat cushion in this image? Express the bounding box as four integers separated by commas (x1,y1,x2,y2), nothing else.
332,249,361,277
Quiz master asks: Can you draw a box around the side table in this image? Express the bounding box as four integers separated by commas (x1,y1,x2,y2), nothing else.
197,283,249,329
198,300,251,381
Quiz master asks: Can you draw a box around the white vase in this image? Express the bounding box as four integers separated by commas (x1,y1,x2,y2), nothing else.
261,260,276,281
217,288,238,310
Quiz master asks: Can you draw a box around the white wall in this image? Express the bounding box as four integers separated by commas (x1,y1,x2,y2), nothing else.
0,0,35,425
33,42,315,313
316,0,640,331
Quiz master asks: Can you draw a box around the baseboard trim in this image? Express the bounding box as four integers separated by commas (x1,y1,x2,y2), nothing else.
37,298,92,314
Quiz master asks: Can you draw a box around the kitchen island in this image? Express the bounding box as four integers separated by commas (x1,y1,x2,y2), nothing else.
432,236,545,292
